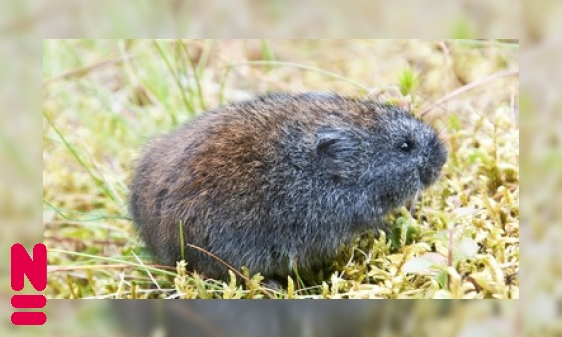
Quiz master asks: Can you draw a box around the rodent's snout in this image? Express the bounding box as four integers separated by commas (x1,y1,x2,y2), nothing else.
419,164,442,187
418,137,448,187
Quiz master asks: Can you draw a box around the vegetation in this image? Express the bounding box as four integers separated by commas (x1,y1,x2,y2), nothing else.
43,39,519,299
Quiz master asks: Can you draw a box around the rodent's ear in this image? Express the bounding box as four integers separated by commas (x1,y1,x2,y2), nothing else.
316,128,362,180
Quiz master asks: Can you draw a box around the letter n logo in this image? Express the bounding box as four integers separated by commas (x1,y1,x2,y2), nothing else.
11,243,47,326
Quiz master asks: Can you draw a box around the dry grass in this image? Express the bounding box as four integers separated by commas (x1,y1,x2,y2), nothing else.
43,39,519,299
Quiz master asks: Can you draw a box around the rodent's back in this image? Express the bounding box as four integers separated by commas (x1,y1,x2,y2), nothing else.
129,93,447,280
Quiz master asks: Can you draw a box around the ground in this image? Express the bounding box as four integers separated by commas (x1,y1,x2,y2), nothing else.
43,39,519,299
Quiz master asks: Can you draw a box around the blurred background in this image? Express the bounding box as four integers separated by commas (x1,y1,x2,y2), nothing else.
0,0,554,336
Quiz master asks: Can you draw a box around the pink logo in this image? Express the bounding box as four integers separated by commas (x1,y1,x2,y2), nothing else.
11,243,47,325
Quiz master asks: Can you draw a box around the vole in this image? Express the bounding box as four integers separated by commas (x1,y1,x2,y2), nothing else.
129,93,447,282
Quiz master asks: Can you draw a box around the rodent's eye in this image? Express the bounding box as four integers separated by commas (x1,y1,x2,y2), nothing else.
399,139,414,153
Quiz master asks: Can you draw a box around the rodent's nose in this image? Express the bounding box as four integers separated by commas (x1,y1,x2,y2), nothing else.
419,147,447,187
419,166,437,186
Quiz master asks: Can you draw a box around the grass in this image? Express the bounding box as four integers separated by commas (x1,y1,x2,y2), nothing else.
43,39,519,299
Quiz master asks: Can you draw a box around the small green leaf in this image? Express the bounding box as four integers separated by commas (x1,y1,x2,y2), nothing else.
436,270,448,289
